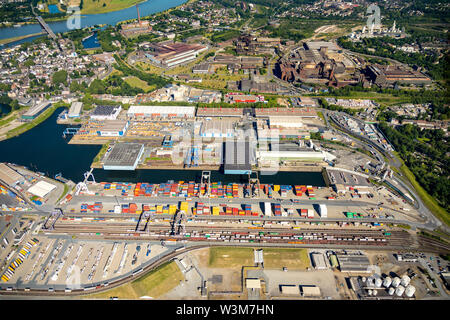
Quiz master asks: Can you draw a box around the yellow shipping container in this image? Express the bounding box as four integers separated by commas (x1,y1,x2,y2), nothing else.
162,209,169,214
156,205,163,213
212,207,220,215
273,185,280,192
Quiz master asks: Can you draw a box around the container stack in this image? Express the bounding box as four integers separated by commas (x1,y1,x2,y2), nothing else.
273,203,281,216
300,209,308,218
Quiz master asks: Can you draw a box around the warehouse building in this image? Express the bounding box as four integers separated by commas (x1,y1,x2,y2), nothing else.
255,107,318,118
301,285,321,297
27,180,56,198
103,143,144,170
223,139,254,174
336,253,371,273
256,150,336,162
0,163,24,187
90,105,122,120
127,105,195,119
145,42,208,68
21,101,52,120
311,252,328,270
96,120,129,137
196,107,244,117
68,102,83,118
200,119,235,138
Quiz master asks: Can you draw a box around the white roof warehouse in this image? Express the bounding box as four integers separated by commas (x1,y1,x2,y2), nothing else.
127,106,195,118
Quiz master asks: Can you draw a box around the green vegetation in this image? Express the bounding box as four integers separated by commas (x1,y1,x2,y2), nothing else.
5,103,67,139
52,70,68,86
113,55,169,90
262,248,310,269
92,143,109,165
80,0,142,15
86,261,184,299
378,123,449,217
209,29,240,43
208,247,253,268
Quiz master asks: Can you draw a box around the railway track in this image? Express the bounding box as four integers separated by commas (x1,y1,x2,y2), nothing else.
46,220,413,249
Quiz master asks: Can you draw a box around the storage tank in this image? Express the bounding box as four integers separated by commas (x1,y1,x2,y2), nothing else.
383,277,392,288
366,276,374,287
395,285,405,296
375,278,382,288
372,289,378,296
405,285,415,298
362,277,367,283
392,277,401,288
388,287,395,295
401,275,411,287
367,289,373,296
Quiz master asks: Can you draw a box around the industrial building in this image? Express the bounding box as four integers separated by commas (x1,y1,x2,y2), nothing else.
103,143,144,170
366,64,432,87
256,150,335,162
301,285,321,297
96,120,129,137
68,102,83,118
336,253,371,273
255,107,318,118
90,105,122,120
0,163,24,187
200,119,235,138
27,180,56,198
223,139,253,175
224,93,266,104
127,105,195,119
311,252,328,270
144,42,208,68
196,107,244,118
21,101,52,120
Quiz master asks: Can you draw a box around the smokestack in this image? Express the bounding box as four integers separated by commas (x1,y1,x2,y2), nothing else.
136,4,141,25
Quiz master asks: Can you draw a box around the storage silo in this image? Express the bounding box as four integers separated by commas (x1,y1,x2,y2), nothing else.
383,277,392,288
372,289,378,296
395,285,405,296
375,278,382,288
362,277,367,283
405,285,416,298
367,289,373,296
366,276,375,287
392,277,401,288
401,275,411,287
388,287,395,295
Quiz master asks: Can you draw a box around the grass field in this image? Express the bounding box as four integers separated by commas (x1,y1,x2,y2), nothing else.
81,0,143,15
124,76,155,92
208,247,311,270
85,261,183,299
262,248,310,270
394,152,449,227
208,247,254,268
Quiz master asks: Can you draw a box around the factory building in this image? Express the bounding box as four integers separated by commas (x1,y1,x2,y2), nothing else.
366,64,432,87
68,102,83,118
21,101,52,120
96,120,129,137
200,119,235,138
0,163,24,187
90,105,122,120
336,253,371,273
311,252,328,270
223,139,254,175
256,150,336,162
144,42,208,68
103,143,144,170
127,105,195,119
255,107,318,118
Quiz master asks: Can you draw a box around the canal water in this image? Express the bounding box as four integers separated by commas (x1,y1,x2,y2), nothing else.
0,103,11,117
0,0,188,44
0,108,326,186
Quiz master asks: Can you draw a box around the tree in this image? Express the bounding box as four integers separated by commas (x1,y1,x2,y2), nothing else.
52,70,68,86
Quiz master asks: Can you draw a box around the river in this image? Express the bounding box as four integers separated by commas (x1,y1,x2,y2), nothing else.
0,107,326,186
0,0,187,46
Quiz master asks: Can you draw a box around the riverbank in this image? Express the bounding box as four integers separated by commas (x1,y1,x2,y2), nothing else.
0,32,45,45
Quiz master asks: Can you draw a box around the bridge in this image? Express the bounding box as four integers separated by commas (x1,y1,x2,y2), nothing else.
36,16,57,40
